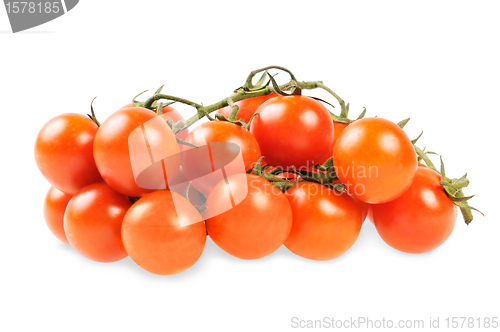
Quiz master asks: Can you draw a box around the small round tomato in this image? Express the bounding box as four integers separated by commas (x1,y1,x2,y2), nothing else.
35,113,103,195
372,167,457,254
43,186,72,244
320,121,349,164
333,117,417,204
284,182,364,260
181,121,261,196
217,93,277,124
120,103,189,141
250,95,334,168
94,107,180,197
64,183,131,262
205,174,293,260
122,190,206,275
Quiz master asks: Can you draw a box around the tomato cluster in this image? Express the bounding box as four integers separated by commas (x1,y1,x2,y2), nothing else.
35,66,479,275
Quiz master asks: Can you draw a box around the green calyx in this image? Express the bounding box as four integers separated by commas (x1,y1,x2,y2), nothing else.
414,146,483,225
246,156,345,193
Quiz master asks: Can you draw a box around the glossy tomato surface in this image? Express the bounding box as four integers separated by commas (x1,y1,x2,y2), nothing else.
64,183,131,262
35,113,103,195
122,190,206,275
372,167,457,254
284,182,364,260
333,117,417,204
217,93,277,124
43,186,72,244
181,121,261,196
94,107,180,197
205,174,293,260
250,95,333,168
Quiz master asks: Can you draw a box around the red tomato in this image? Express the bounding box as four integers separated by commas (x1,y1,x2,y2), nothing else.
64,183,131,262
372,167,457,253
122,190,206,275
333,117,417,204
320,121,349,164
43,186,72,244
250,95,334,168
205,174,293,260
181,121,261,196
94,107,180,197
217,93,277,124
284,182,364,260
35,113,103,195
120,103,188,141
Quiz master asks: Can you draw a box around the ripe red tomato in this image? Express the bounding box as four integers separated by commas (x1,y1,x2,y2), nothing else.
120,103,189,141
181,121,261,196
43,186,72,244
205,174,293,260
217,93,277,124
284,182,364,260
320,121,349,164
250,95,334,168
121,190,206,275
35,113,103,195
371,167,457,253
333,117,417,204
64,183,131,262
94,107,180,197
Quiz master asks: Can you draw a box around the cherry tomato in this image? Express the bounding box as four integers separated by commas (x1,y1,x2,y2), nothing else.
43,186,72,244
333,117,417,204
181,121,261,196
320,121,349,164
284,182,364,260
371,167,457,253
122,190,206,275
94,107,180,197
64,183,131,262
217,93,277,124
205,174,293,260
120,103,189,141
250,95,334,168
35,113,103,195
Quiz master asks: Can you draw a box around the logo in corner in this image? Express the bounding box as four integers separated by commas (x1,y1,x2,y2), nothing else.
4,0,79,33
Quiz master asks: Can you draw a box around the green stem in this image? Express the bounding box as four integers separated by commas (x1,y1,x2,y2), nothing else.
244,65,298,90
315,82,347,118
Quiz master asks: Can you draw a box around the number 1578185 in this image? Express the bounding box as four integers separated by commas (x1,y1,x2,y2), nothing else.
5,2,61,14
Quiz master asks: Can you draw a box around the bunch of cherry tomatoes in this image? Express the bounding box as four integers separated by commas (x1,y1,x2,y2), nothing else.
35,66,479,275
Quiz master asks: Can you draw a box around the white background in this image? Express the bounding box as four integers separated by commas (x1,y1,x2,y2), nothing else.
1,1,499,331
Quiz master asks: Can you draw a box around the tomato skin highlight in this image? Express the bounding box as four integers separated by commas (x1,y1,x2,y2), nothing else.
43,186,72,244
250,95,334,168
64,183,131,262
181,121,261,196
284,182,364,260
205,174,293,260
333,117,417,204
35,113,103,195
121,190,206,275
217,93,277,124
372,167,457,254
93,107,180,197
